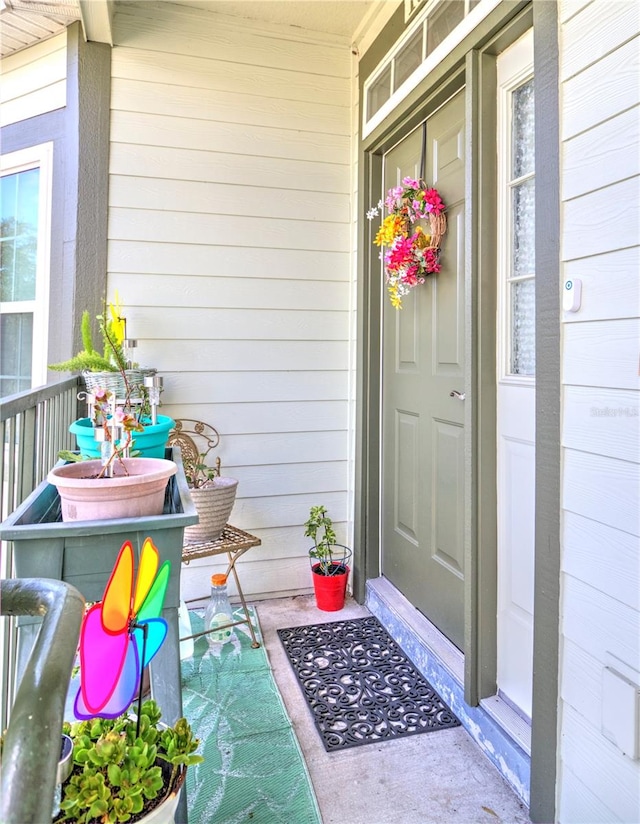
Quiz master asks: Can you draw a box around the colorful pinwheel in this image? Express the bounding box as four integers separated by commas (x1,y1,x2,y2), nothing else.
74,537,171,721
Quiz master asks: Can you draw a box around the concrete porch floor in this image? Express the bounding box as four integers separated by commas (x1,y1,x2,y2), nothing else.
256,594,532,824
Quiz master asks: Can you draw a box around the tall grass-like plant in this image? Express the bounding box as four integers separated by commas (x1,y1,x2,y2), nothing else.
49,297,129,374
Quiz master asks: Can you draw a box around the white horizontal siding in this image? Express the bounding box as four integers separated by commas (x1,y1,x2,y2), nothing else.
562,35,640,140
111,50,350,106
558,2,640,820
562,387,639,462
111,110,349,164
110,78,350,136
558,765,626,824
0,32,66,126
560,0,640,81
563,319,640,390
108,2,353,602
563,107,640,201
562,177,640,261
110,144,349,193
115,1,351,73
560,704,640,823
562,247,639,323
109,176,350,223
109,240,348,282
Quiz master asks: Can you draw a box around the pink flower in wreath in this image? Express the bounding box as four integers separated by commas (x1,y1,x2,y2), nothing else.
385,236,414,270
422,188,445,215
402,264,423,287
423,247,441,273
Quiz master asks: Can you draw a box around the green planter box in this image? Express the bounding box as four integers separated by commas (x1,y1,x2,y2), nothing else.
1,448,197,823
0,447,197,723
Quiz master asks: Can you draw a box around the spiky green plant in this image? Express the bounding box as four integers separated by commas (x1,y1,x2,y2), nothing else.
49,301,129,374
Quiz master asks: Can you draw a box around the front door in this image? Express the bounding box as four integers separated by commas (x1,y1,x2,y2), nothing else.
381,90,466,651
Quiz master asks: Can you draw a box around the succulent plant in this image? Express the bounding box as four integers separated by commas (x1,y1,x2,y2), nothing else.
54,700,203,823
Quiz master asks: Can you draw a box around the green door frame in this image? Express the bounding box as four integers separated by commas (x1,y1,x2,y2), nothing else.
353,3,560,822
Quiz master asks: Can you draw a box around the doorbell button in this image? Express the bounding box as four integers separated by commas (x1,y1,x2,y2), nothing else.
563,278,582,312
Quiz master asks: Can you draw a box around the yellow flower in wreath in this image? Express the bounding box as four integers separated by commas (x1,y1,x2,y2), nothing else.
374,214,405,247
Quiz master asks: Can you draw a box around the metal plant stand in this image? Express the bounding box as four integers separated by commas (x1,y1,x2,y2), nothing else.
181,524,262,648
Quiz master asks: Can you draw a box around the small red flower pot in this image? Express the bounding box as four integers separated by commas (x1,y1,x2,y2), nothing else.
310,545,352,611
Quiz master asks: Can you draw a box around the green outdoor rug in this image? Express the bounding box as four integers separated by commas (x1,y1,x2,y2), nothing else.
180,607,322,824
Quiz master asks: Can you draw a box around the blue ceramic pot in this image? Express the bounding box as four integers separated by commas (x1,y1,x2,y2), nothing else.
69,415,175,459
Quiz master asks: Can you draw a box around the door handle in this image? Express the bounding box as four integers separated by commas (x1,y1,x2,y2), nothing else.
450,390,466,400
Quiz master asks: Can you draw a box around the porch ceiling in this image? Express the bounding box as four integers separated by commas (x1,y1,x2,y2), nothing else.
165,0,381,39
0,0,81,58
0,0,386,59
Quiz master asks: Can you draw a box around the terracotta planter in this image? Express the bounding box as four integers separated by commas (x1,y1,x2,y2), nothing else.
184,477,238,543
47,457,177,522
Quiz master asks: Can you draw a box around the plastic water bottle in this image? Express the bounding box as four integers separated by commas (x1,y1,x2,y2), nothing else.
203,573,234,649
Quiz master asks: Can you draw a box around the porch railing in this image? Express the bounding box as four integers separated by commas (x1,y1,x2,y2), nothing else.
1,377,82,732
0,577,84,824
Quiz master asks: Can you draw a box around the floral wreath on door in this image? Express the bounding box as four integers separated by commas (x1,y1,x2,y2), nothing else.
368,177,447,309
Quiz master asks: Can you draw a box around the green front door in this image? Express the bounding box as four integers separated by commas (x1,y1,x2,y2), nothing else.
381,89,467,651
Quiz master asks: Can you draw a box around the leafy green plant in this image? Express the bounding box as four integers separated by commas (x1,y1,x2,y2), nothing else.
54,699,203,824
184,453,221,489
304,505,340,575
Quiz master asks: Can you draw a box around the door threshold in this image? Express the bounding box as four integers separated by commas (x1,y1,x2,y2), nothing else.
366,576,531,807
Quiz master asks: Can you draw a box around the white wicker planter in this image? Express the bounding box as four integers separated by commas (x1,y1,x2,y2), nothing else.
82,368,157,399
184,477,238,543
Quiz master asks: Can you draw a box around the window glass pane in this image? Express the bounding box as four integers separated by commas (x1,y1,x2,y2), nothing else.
426,0,464,55
394,27,423,91
512,79,535,178
0,168,39,301
0,312,33,397
510,279,535,376
1,173,17,230
367,64,392,118
512,178,535,276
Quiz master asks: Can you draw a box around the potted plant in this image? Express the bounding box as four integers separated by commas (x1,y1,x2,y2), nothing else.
50,295,174,458
182,452,238,544
49,387,178,522
49,294,155,395
304,505,352,612
54,699,203,824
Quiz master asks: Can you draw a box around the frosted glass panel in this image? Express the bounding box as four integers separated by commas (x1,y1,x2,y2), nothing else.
427,0,464,54
367,65,391,118
394,28,423,90
510,279,535,376
512,178,535,277
512,79,535,178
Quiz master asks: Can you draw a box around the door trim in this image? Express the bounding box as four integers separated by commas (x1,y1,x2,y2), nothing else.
529,3,561,822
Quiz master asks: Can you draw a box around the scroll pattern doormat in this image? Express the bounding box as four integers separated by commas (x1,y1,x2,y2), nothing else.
278,615,460,752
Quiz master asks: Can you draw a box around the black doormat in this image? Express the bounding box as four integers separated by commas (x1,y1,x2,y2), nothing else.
277,615,460,752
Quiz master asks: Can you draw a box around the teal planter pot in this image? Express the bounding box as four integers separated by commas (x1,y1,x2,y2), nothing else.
70,415,175,458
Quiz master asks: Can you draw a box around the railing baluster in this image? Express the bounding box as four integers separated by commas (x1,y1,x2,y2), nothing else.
0,377,81,733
